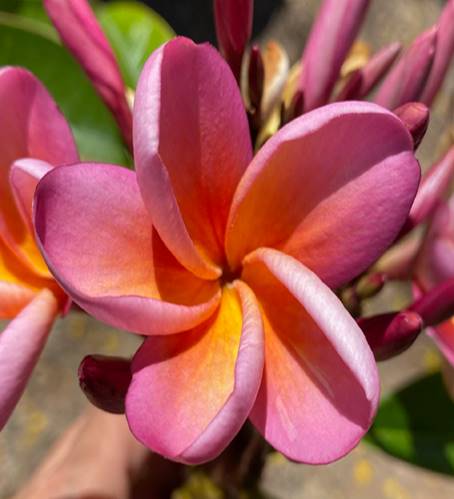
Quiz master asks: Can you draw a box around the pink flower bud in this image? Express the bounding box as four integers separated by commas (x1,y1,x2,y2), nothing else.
393,102,430,151
358,311,423,361
214,0,253,81
374,27,437,109
78,355,132,414
44,0,132,150
300,0,370,111
410,278,454,326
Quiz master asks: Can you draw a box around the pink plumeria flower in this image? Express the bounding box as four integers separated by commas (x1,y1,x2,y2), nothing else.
44,0,133,150
0,67,78,429
34,37,420,464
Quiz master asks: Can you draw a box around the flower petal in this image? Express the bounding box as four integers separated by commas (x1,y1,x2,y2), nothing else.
0,288,58,430
34,163,220,335
44,0,132,148
134,37,252,277
226,101,420,288
242,248,379,463
126,282,264,464
299,0,370,111
0,67,77,276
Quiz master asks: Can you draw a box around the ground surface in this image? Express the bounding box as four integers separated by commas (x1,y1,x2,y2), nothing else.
2,0,454,497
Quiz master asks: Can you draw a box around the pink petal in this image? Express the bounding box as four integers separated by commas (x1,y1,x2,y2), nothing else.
300,0,370,111
0,289,58,429
374,28,437,109
126,282,264,464
134,37,252,278
44,0,132,148
226,101,420,289
0,67,78,275
34,163,220,336
242,248,379,463
420,0,454,105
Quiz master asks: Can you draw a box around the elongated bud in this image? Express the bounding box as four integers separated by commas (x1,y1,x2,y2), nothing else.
374,27,437,109
403,146,454,234
78,355,131,414
300,0,370,111
394,102,430,150
420,0,454,105
248,45,264,112
214,0,253,82
358,311,423,361
410,278,454,326
355,272,386,299
44,0,132,150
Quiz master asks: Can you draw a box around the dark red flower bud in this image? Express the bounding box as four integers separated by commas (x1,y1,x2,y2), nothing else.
358,311,423,361
78,354,132,414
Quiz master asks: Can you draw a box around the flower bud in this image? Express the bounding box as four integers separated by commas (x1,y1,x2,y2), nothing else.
394,102,430,151
358,311,423,361
355,272,386,299
214,0,253,81
78,355,132,414
248,45,264,112
404,146,454,234
410,278,454,326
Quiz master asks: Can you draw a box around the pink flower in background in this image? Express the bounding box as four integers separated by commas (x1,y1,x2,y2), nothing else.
34,37,421,464
0,67,78,429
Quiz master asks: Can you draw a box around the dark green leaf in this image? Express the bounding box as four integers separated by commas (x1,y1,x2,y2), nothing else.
97,1,174,89
367,372,454,475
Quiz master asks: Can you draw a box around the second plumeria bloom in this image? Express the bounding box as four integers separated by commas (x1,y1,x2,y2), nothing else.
34,37,420,464
0,67,78,429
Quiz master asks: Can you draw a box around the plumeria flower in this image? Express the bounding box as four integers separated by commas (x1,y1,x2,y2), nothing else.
44,0,133,150
0,67,78,429
34,37,421,464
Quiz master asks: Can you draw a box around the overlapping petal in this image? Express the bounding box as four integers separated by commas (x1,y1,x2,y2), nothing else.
134,37,252,277
34,163,220,335
226,101,420,288
0,67,78,276
126,282,264,464
242,248,379,463
0,289,58,429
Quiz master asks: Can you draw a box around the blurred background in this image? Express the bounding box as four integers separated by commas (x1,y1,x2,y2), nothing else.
1,0,454,498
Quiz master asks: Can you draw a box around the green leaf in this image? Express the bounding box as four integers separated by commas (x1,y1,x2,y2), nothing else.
0,12,131,166
367,372,454,475
97,1,174,89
